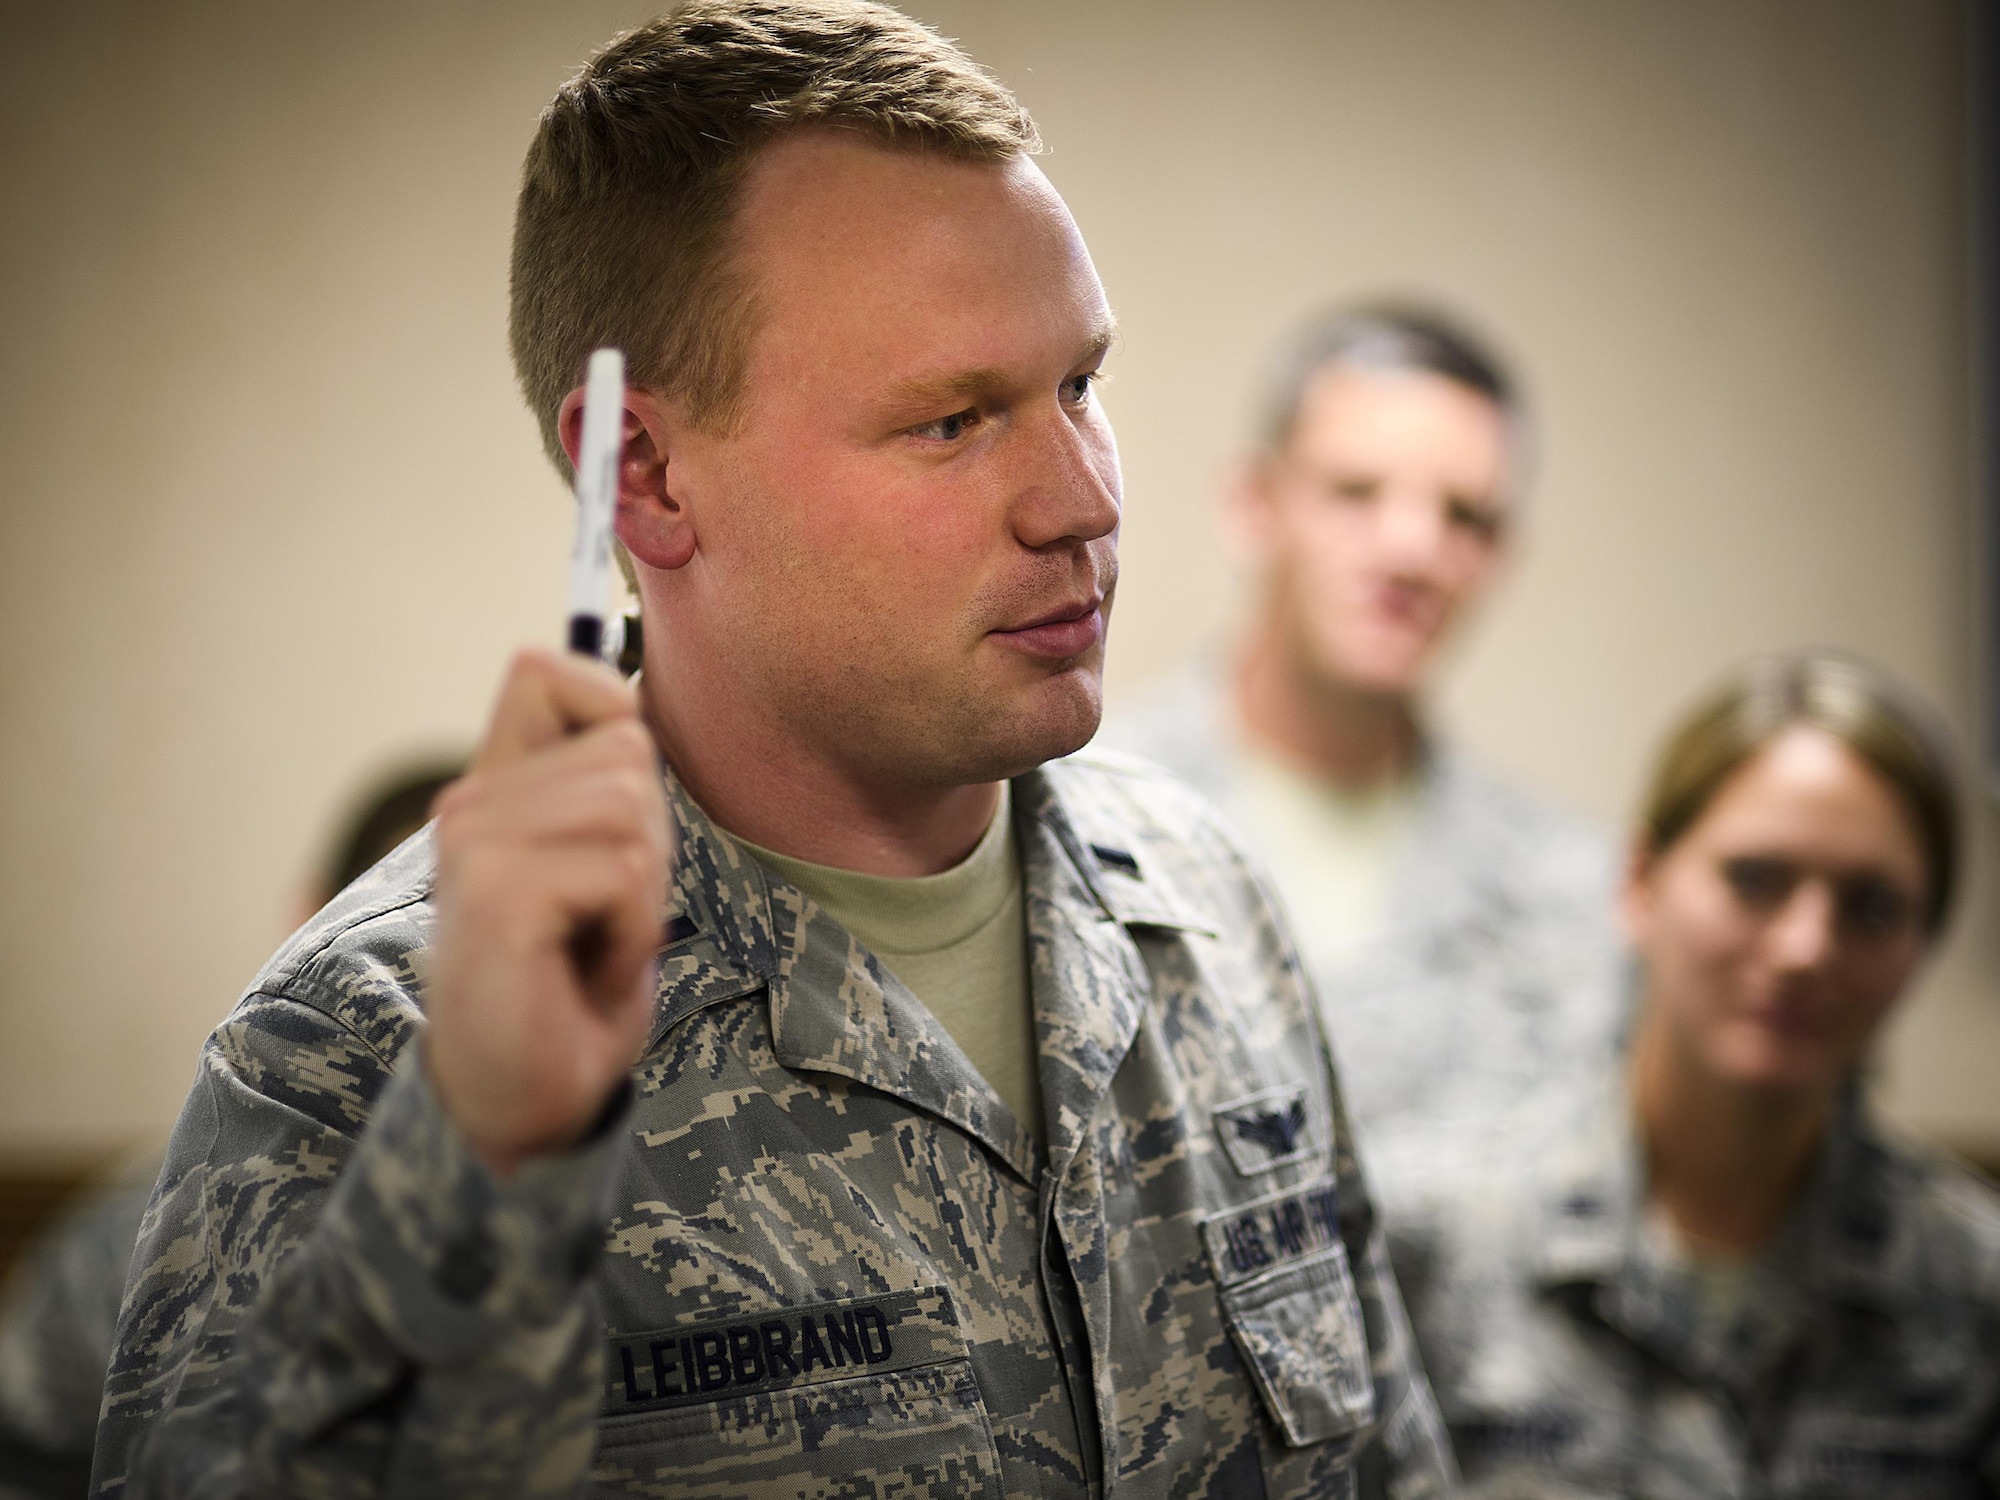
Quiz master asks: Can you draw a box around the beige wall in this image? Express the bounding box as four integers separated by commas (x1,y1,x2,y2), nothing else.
2,0,1990,1157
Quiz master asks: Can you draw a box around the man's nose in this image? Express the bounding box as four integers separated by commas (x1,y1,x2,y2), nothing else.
1768,881,1838,972
1373,489,1450,575
1011,407,1121,550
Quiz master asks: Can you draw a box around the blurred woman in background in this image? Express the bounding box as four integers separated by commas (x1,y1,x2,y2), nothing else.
1386,652,2000,1498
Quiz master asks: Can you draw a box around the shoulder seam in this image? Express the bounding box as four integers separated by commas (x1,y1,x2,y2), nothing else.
233,984,403,1073
287,887,432,979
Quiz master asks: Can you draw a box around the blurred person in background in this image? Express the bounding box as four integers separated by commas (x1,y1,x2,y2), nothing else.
1105,302,1622,1168
0,758,461,1500
1389,652,2000,1497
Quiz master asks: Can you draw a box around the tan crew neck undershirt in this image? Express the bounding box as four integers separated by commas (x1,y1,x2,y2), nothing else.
1231,733,1422,972
1642,1201,1756,1325
734,785,1041,1146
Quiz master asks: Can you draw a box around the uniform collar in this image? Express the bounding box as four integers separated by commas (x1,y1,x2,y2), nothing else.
1010,763,1210,1182
645,761,1038,1180
1525,1081,1790,1390
647,764,779,1037
644,759,1211,1187
1527,1080,1639,1289
1528,1075,1911,1389
1789,1089,1917,1316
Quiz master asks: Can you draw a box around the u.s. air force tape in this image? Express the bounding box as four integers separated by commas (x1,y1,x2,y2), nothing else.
603,1287,965,1413
1200,1175,1345,1286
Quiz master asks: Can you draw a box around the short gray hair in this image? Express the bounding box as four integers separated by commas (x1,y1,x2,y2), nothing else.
1255,301,1519,454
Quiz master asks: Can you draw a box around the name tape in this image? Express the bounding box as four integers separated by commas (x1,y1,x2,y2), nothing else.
604,1287,962,1413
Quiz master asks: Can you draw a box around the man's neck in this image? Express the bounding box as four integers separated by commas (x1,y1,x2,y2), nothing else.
1629,1009,1833,1258
638,661,1001,878
1233,621,1420,791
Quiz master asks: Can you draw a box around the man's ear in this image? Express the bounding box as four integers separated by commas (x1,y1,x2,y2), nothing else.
1218,453,1281,568
556,384,697,571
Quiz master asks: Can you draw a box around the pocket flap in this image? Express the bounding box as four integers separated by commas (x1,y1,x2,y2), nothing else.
1202,1177,1376,1448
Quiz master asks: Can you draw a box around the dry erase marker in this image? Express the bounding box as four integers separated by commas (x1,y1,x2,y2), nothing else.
567,346,625,660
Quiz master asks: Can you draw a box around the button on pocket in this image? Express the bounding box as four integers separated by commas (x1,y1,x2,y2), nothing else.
1202,1176,1376,1449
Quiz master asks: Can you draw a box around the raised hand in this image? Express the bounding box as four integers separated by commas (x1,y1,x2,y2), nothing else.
426,647,671,1177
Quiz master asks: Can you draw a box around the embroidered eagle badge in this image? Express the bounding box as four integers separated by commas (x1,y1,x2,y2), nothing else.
1213,1086,1315,1175
1234,1098,1307,1158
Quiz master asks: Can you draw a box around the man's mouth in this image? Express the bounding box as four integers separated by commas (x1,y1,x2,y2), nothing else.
1367,581,1441,632
993,595,1106,660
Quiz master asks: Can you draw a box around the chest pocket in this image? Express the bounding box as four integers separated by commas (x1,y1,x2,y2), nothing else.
590,1286,1003,1499
1203,1175,1377,1466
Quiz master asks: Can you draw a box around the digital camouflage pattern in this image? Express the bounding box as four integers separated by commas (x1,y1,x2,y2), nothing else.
92,750,1454,1498
1380,1075,2000,1499
1104,666,1624,1147
1103,667,1625,1211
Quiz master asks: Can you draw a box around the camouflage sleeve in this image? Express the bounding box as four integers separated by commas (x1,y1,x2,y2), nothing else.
1351,1225,1458,1499
1326,1072,1459,1500
91,993,632,1498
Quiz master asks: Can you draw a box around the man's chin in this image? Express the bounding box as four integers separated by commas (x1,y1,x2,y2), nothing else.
949,668,1104,782
1311,641,1434,701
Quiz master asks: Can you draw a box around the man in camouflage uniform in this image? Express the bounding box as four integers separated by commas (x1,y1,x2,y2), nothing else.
90,4,1452,1496
1110,690,1618,1149
1380,1077,2000,1497
1103,305,1623,1209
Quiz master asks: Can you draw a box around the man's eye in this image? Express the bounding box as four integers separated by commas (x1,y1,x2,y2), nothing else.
1061,372,1097,406
1446,496,1502,543
914,409,978,442
1722,857,1794,909
1324,475,1379,504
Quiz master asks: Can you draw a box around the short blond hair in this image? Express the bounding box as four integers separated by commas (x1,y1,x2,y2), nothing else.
509,0,1039,476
